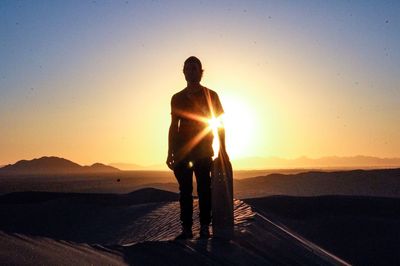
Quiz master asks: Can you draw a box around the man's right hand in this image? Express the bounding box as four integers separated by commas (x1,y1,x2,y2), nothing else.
166,153,176,170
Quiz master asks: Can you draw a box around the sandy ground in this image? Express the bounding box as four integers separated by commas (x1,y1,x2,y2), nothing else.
2,168,399,199
0,189,349,265
1,168,399,265
0,231,125,266
245,195,400,265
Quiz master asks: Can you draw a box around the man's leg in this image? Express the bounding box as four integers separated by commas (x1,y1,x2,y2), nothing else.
193,157,212,228
174,160,194,232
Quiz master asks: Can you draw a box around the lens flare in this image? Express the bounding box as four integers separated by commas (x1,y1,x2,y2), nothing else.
208,115,224,158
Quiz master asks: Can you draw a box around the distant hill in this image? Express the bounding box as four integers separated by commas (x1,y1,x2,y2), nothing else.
235,168,400,198
111,155,400,171
233,155,400,170
109,162,145,170
109,162,166,171
83,162,120,173
0,156,120,175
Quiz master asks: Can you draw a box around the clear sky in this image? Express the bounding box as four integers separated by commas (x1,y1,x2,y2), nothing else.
1,0,399,167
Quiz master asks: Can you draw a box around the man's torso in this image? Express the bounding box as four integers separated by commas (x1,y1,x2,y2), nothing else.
171,87,222,161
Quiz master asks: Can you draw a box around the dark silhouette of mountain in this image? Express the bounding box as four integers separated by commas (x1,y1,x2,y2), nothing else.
233,155,400,169
0,156,120,175
109,162,144,170
82,162,120,173
109,162,166,170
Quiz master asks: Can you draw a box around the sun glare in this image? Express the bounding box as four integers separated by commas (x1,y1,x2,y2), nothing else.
171,92,256,161
207,95,256,160
221,96,255,159
208,116,223,132
208,115,223,158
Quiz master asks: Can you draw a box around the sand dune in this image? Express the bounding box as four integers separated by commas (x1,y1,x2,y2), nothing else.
235,168,400,198
0,231,125,266
0,188,349,265
1,168,398,264
245,195,400,265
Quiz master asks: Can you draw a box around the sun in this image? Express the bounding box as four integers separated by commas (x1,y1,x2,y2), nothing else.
174,93,256,161
208,116,223,132
209,96,256,160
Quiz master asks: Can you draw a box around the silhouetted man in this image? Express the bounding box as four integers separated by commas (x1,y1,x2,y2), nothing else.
167,56,228,239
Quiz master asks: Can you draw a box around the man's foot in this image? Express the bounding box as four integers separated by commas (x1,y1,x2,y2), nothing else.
175,227,193,240
199,225,210,239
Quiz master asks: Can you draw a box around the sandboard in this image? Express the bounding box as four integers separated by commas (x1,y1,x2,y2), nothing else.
211,153,234,239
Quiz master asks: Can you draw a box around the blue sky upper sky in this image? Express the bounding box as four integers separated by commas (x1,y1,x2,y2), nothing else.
1,1,399,167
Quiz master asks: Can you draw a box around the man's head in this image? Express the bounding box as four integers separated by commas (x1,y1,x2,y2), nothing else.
183,56,203,83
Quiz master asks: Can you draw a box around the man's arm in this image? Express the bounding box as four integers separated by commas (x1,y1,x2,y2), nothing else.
168,115,179,155
167,96,179,170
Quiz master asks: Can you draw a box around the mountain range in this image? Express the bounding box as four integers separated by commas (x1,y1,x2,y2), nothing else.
113,155,400,170
0,156,120,175
235,168,400,198
232,155,400,170
2,155,400,174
